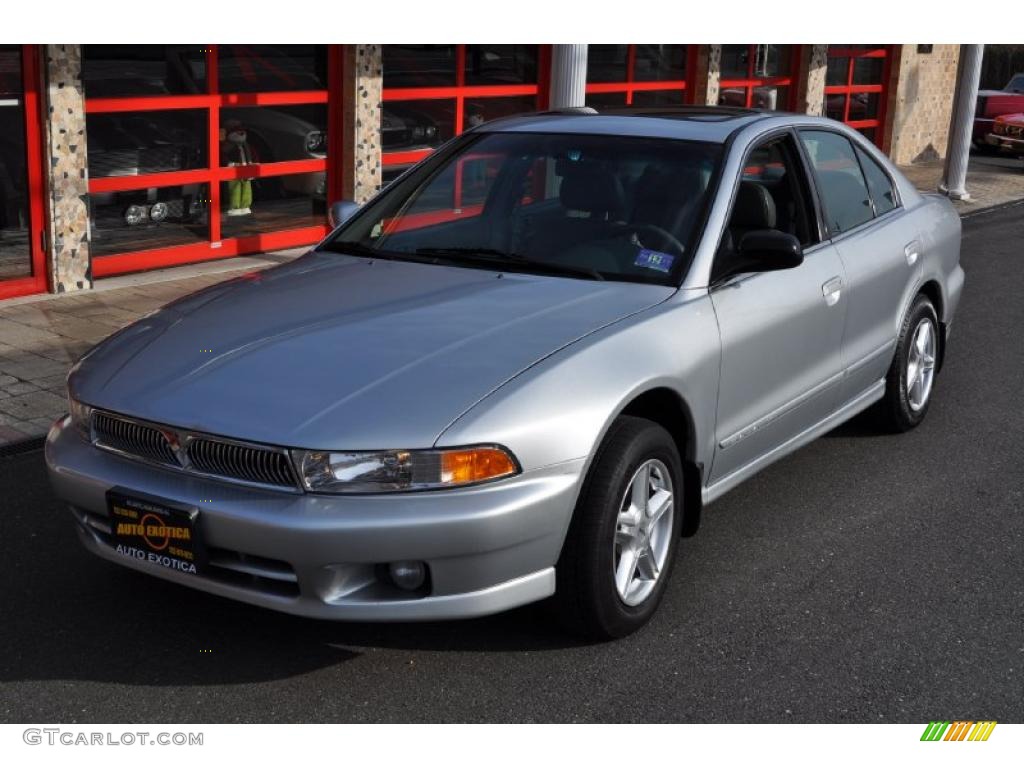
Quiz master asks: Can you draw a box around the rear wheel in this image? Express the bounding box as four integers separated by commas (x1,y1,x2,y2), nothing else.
555,416,683,639
878,294,939,432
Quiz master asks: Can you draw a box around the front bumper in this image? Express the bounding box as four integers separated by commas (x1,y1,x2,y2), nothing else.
46,417,583,621
985,132,1024,155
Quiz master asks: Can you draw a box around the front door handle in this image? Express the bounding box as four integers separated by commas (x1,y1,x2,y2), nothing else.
905,241,921,266
822,276,843,307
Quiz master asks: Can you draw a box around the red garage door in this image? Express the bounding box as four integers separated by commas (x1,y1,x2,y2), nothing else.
585,45,695,108
380,45,550,185
824,45,894,147
0,45,47,300
718,45,799,110
82,45,338,278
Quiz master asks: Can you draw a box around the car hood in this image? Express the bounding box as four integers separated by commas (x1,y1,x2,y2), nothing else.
71,252,675,449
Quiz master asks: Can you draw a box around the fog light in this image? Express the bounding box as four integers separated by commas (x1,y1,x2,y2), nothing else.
388,561,426,591
124,205,147,226
149,202,169,222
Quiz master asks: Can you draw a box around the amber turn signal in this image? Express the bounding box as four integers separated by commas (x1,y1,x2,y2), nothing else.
441,447,518,485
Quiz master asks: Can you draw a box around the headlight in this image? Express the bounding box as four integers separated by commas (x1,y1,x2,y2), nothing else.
149,201,169,222
305,131,326,154
68,394,93,441
291,446,519,493
124,204,146,226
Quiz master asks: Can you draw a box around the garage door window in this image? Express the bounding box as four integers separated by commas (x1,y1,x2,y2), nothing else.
585,45,692,109
718,45,798,110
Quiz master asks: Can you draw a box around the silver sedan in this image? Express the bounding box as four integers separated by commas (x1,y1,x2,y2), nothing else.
46,107,964,639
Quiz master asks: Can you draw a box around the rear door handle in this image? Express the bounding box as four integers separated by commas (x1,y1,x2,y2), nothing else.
905,241,921,266
822,276,843,307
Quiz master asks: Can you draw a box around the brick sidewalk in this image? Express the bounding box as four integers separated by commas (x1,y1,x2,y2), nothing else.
899,153,1024,213
0,251,300,445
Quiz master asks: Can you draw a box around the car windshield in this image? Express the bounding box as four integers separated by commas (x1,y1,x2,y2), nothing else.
321,131,723,284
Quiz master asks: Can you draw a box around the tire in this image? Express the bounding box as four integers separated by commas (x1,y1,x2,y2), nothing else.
878,294,940,432
555,416,683,640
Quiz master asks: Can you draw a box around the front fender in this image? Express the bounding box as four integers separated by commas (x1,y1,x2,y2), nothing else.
434,288,722,490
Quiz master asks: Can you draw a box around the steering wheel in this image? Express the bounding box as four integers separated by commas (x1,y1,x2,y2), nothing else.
608,222,686,256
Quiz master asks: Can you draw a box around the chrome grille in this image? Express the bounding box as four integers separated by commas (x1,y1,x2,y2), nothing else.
90,410,300,491
93,411,178,467
187,439,297,489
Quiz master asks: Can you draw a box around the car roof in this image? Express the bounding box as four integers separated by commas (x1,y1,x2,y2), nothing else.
481,106,776,143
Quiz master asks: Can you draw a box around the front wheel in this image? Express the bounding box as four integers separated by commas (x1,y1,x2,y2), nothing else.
555,416,683,639
878,294,940,432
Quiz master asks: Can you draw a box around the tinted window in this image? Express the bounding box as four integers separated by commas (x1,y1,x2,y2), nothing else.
800,130,873,234
587,45,629,82
325,132,722,285
383,45,457,88
464,45,537,86
633,45,688,81
713,135,816,281
218,45,326,93
855,146,897,215
83,45,207,97
86,111,207,177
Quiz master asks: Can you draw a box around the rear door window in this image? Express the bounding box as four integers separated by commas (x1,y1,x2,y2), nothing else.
799,130,874,235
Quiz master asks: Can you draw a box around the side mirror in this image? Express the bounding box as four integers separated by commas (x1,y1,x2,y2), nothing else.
329,200,360,228
737,230,803,271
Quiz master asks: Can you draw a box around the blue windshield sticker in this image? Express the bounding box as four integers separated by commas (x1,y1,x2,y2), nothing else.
634,249,675,273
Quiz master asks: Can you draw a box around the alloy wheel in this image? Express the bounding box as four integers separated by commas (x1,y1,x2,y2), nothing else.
612,458,675,607
906,318,937,412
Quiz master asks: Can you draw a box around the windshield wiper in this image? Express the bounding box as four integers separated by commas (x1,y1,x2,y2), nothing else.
414,247,605,282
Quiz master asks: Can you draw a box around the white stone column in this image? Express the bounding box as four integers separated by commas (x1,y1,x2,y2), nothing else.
549,45,588,109
941,44,984,200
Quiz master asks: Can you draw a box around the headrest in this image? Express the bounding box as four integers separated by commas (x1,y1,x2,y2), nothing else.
731,181,777,230
560,164,625,218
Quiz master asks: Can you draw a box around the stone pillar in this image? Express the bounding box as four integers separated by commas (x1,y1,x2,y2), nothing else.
338,45,383,205
941,45,984,200
888,45,962,165
796,45,828,116
43,44,91,293
691,45,721,106
549,45,588,109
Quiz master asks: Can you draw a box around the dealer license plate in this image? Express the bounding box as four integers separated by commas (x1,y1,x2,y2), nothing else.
106,489,205,575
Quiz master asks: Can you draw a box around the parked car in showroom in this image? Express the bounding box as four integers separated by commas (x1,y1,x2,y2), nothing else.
86,112,208,236
986,112,1024,157
47,107,964,639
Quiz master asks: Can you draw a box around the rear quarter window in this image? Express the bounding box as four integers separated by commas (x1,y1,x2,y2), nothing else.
855,146,898,216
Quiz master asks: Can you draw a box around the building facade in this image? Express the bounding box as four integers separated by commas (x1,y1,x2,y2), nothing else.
0,43,962,300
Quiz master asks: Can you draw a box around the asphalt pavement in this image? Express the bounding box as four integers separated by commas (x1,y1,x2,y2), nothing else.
1,203,1022,723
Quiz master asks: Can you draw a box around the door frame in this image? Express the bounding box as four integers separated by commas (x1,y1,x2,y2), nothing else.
0,45,49,300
